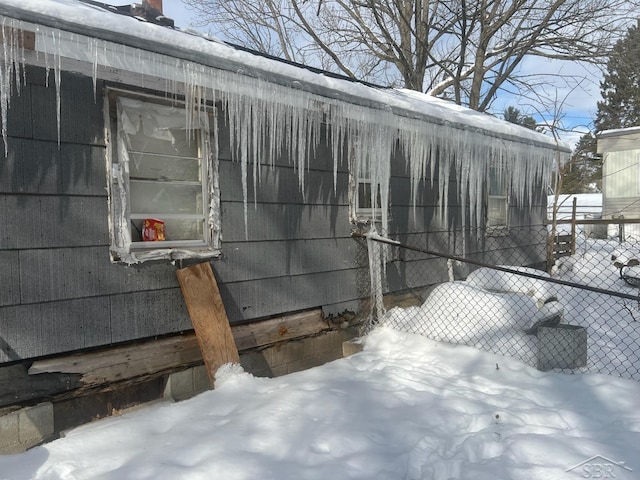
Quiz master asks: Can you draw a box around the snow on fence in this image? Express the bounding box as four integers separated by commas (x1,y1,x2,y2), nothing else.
365,227,640,382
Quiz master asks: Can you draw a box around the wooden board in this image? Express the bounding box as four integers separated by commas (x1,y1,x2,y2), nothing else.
232,309,328,351
176,263,239,384
27,309,328,381
28,334,202,377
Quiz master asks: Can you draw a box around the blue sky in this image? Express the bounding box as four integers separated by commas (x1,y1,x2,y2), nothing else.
107,1,602,148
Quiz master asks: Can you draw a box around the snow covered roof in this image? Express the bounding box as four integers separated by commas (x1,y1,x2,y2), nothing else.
597,125,640,139
0,0,569,240
0,0,568,152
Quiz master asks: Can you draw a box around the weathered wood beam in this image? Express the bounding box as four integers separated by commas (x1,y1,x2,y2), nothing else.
27,308,329,381
0,365,82,411
176,263,240,385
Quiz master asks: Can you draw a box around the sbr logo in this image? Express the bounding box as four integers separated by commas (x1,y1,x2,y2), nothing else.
582,462,616,478
567,455,632,478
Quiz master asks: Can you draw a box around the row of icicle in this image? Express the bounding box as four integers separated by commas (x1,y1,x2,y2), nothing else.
0,16,558,240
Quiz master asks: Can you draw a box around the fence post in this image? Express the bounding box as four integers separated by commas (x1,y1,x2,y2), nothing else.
612,214,625,243
570,197,577,255
547,196,559,273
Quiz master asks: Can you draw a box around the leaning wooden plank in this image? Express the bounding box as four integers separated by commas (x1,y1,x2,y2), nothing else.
176,262,239,385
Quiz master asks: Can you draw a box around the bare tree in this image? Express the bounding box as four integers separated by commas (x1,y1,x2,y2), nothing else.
183,0,639,112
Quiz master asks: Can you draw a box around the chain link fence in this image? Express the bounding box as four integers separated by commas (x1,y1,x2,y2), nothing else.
365,223,640,382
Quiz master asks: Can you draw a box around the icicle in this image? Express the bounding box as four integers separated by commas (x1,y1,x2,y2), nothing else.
1,19,11,156
0,13,560,244
366,227,386,324
53,29,61,147
91,37,98,101
0,18,27,157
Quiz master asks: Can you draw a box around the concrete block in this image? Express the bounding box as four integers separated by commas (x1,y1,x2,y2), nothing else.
239,351,272,378
343,338,364,357
0,410,20,453
303,332,339,358
538,324,588,371
192,365,211,393
163,369,194,401
0,402,54,454
19,403,54,445
264,341,304,369
270,365,289,377
164,366,212,401
287,357,324,374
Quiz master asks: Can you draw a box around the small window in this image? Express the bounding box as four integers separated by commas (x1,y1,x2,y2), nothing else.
356,179,382,218
107,91,220,263
487,163,508,228
352,155,383,223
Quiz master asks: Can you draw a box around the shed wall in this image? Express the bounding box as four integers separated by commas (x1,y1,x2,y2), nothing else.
600,150,640,221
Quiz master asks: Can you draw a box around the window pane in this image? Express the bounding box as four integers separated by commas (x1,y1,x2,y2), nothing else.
126,128,200,158
358,182,372,210
116,96,211,249
130,218,204,242
489,166,506,195
488,196,507,226
130,182,203,215
163,219,205,241
129,153,201,182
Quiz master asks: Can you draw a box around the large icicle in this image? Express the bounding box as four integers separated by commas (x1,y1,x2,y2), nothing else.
0,14,560,242
0,18,26,156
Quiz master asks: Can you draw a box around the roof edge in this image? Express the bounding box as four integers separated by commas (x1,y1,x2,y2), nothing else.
0,2,568,153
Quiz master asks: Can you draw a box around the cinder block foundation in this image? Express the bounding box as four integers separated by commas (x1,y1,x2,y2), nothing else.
342,338,364,357
163,365,210,401
2,328,358,453
0,403,54,454
163,328,357,401
537,324,588,371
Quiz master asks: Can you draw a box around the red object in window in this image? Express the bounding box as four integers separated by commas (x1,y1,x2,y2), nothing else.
142,218,165,241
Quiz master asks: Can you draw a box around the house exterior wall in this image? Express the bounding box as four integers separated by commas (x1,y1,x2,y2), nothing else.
0,66,360,364
601,150,640,217
0,65,549,366
384,150,549,289
0,67,196,363
598,130,640,222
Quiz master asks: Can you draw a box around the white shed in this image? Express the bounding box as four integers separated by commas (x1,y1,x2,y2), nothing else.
597,126,640,238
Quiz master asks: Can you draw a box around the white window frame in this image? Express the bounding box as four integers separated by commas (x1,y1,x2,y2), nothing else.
106,89,220,264
354,177,383,222
487,162,509,230
351,147,385,224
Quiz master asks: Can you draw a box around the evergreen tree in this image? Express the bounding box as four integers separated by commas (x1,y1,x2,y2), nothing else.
503,106,538,131
595,20,640,131
562,133,602,194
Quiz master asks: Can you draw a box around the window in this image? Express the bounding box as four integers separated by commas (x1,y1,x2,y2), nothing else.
107,91,220,263
353,158,383,223
487,163,508,229
356,180,382,218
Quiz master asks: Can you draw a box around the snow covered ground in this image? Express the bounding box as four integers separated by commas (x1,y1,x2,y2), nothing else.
0,327,639,480
386,238,640,380
2,238,640,479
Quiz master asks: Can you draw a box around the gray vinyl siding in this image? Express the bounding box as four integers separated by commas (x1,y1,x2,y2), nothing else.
0,64,548,364
0,66,361,363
